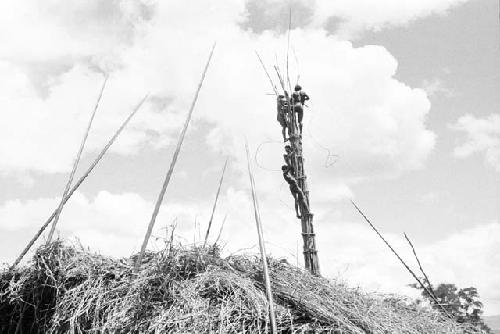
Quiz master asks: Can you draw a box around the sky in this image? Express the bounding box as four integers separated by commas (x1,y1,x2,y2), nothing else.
0,0,499,315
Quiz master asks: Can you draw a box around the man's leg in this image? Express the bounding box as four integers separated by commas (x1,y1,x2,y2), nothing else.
297,108,304,135
297,191,309,215
294,193,301,219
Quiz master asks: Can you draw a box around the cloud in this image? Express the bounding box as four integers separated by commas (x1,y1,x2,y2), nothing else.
452,114,500,171
418,191,440,204
311,0,471,34
240,0,471,36
421,78,453,97
1,191,499,313
0,0,435,183
0,0,154,69
424,223,500,315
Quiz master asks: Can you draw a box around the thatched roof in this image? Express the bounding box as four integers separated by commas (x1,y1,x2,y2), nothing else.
1,241,482,333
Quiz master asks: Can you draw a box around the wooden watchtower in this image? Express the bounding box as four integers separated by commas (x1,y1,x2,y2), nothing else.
284,91,321,276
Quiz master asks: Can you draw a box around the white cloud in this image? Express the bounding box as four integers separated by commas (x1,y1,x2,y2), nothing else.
243,0,471,37
311,0,471,35
452,114,500,171
0,0,435,185
1,191,499,314
418,191,440,204
421,78,453,97
0,0,152,67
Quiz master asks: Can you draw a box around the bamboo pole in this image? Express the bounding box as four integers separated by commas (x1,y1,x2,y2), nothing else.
214,214,228,246
286,7,292,93
404,233,438,300
245,141,277,334
10,94,149,270
351,200,452,318
47,76,108,242
203,158,228,248
255,51,278,96
134,43,216,271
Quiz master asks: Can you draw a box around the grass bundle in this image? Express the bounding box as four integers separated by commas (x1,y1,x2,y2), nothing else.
1,241,483,333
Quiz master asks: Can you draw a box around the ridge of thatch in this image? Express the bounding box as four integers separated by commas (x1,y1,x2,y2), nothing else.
0,241,481,333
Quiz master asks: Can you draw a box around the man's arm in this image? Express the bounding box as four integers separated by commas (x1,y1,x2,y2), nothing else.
302,92,310,102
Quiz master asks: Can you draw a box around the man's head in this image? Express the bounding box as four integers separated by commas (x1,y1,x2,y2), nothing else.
285,145,292,152
294,84,302,92
281,165,289,172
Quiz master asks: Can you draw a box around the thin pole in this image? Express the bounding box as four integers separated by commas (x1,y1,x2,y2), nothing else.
255,51,278,96
10,94,149,270
350,200,452,318
404,233,438,300
47,76,108,242
286,7,292,92
245,140,277,334
214,214,228,246
203,158,228,248
134,43,216,271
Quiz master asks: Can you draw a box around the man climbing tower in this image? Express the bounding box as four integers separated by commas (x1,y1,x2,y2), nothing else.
283,145,295,173
291,84,309,135
276,94,289,142
282,165,309,218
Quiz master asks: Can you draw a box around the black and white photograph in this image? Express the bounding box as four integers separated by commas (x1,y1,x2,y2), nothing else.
0,0,499,332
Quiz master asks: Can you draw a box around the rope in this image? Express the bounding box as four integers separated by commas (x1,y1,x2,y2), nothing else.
254,140,283,172
304,102,339,168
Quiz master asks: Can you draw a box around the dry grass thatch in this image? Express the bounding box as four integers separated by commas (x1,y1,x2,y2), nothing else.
0,241,483,333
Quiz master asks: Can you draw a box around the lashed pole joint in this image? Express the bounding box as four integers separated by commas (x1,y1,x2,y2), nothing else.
134,43,216,271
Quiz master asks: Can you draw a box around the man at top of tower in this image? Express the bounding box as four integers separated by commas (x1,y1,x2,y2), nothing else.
276,94,289,142
292,84,309,105
291,84,309,135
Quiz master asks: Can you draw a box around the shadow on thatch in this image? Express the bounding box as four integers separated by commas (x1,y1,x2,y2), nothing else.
1,241,481,333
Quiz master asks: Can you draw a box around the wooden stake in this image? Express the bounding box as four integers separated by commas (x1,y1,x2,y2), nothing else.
404,233,438,300
203,158,228,248
214,214,228,246
255,51,278,96
134,43,216,271
47,75,108,242
351,200,452,318
10,94,149,270
245,140,277,334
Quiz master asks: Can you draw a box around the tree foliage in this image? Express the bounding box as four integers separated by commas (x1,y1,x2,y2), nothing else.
411,282,491,333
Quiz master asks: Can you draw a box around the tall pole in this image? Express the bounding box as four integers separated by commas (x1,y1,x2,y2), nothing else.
245,141,277,333
285,92,320,276
134,43,216,271
10,94,148,270
203,158,228,248
47,76,108,242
